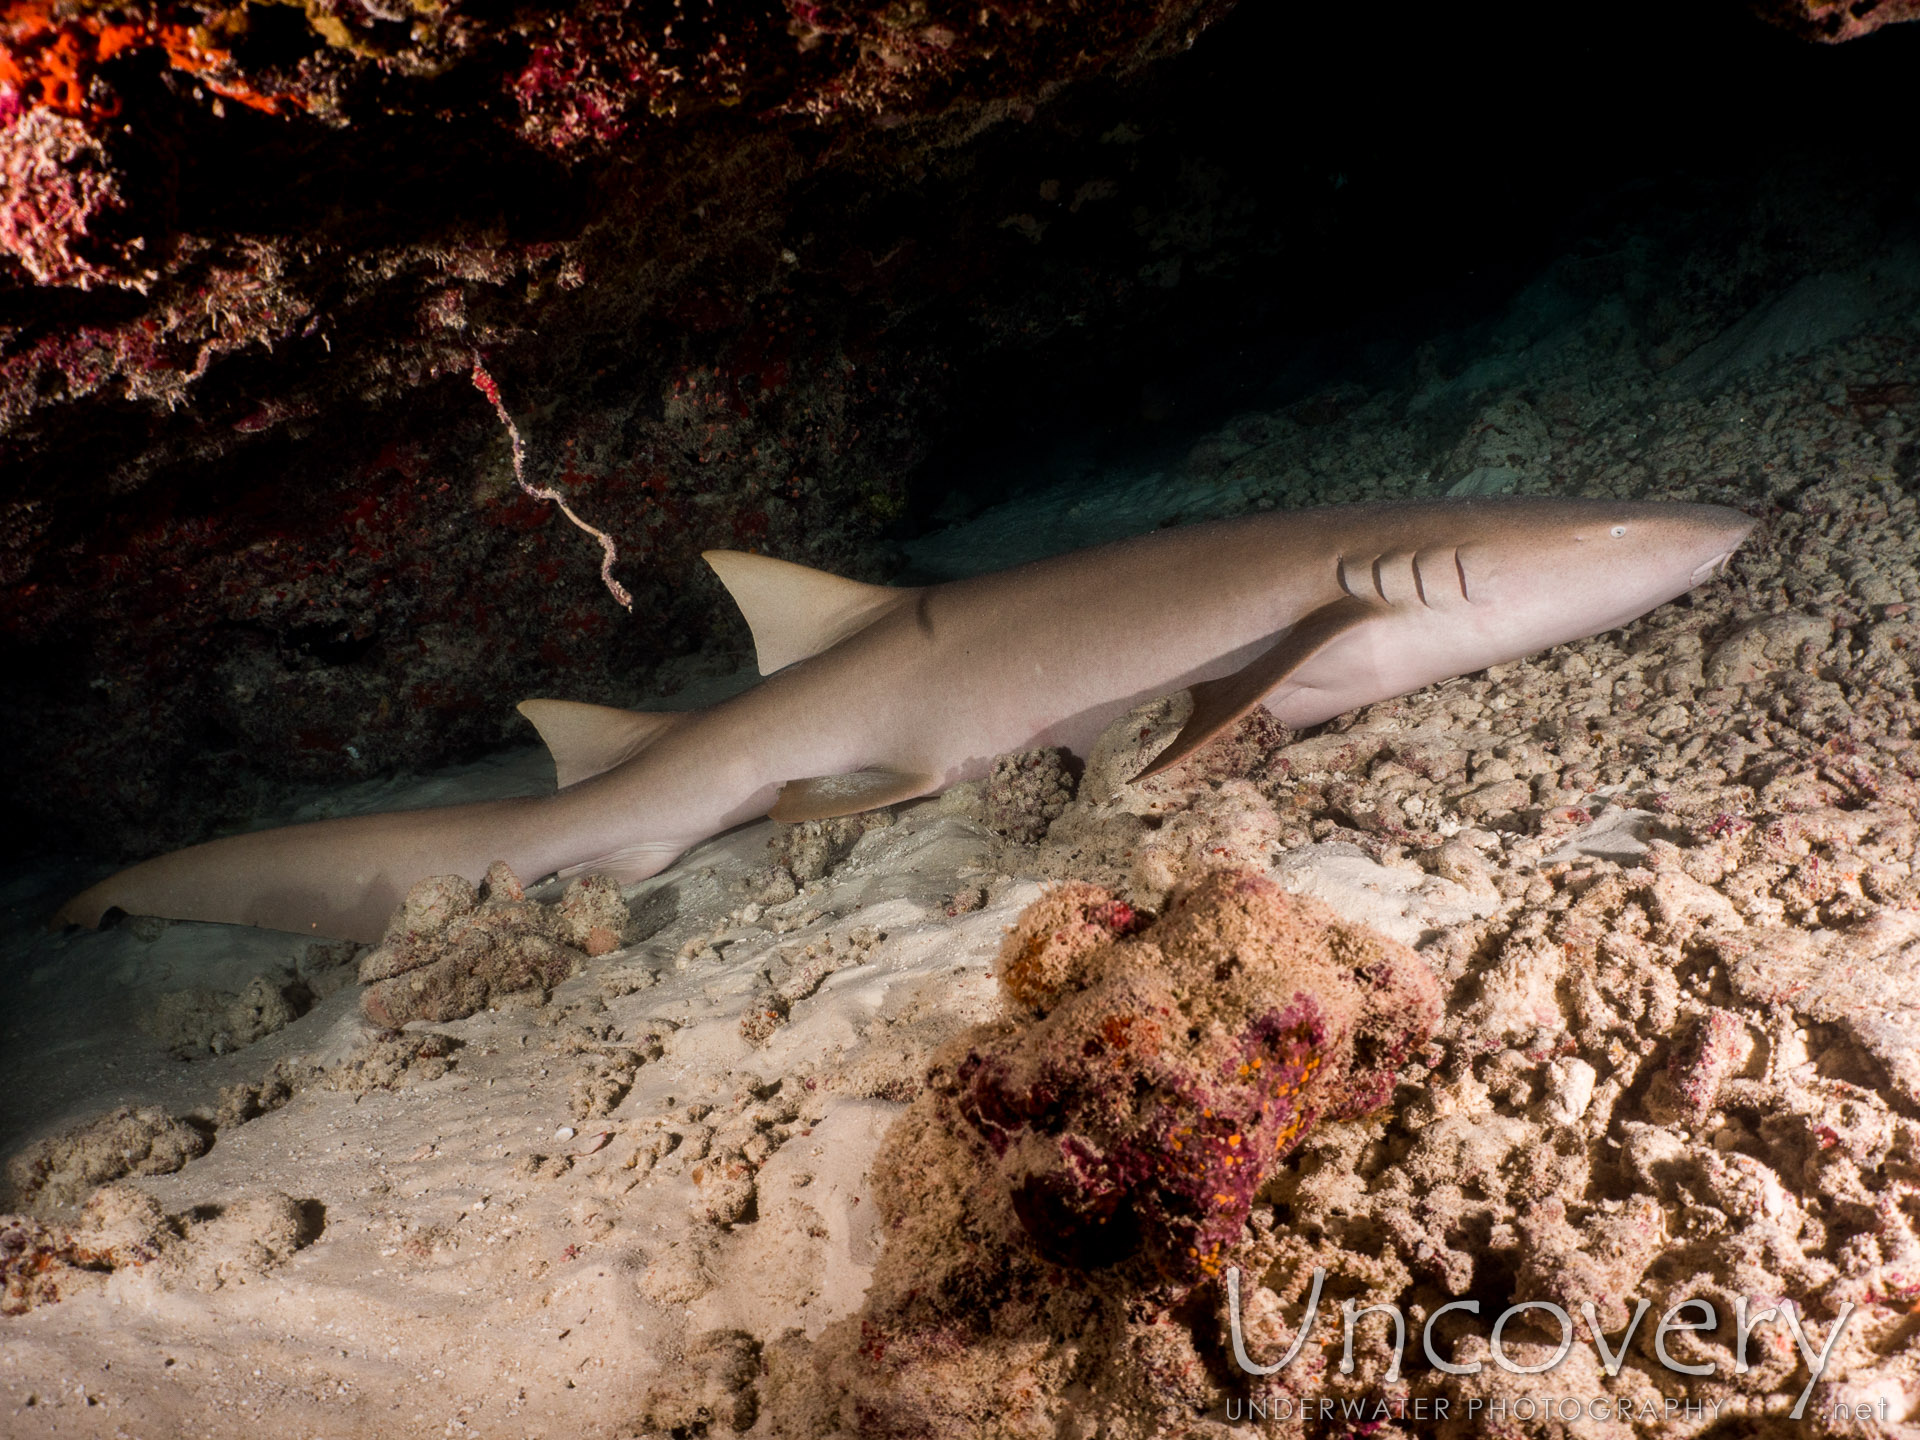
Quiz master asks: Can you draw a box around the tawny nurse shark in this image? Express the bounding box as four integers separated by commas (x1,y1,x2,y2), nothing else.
58,496,1754,942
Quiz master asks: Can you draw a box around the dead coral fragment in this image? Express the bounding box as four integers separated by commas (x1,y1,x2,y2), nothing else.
982,745,1077,844
768,812,893,887
1,1184,316,1315
358,863,631,1026
632,1327,761,1435
960,869,1440,1282
1,1185,171,1315
321,1030,463,1093
141,973,299,1056
4,1106,208,1216
172,1191,313,1294
1658,1006,1751,1124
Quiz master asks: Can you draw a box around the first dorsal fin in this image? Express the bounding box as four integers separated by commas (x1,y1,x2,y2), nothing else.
703,550,910,676
517,699,689,788
1131,596,1379,782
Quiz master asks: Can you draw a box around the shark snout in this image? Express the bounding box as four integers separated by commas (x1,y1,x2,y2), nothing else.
1685,507,1757,587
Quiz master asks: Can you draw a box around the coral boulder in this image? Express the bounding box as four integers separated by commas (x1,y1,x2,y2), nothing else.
959,871,1441,1282
774,871,1442,1438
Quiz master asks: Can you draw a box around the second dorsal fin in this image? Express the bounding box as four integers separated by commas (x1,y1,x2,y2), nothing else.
703,550,910,675
516,699,689,788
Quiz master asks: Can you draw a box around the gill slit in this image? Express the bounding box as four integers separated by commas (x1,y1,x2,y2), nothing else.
1412,553,1428,609
1370,556,1387,602
1454,548,1470,602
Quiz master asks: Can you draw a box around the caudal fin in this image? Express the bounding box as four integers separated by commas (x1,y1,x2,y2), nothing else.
52,796,553,943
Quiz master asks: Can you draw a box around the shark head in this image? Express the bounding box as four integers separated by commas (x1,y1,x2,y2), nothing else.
1147,494,1761,767
1449,498,1757,650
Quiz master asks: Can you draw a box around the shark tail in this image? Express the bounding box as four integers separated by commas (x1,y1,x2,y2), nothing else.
53,795,559,944
54,700,696,944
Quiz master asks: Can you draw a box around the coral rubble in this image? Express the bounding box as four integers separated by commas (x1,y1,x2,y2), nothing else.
1,1185,171,1316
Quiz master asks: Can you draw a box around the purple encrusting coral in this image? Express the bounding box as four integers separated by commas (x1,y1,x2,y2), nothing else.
944,870,1441,1283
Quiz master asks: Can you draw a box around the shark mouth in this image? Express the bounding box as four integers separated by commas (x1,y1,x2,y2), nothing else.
1689,550,1736,587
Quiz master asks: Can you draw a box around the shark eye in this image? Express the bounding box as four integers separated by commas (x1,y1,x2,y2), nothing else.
1609,525,1627,538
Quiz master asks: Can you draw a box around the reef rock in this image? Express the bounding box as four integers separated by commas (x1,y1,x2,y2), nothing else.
0,0,1239,864
958,870,1441,1282
775,871,1440,1438
358,862,631,1026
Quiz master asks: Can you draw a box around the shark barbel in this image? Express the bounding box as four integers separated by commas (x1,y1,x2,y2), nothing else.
57,496,1755,942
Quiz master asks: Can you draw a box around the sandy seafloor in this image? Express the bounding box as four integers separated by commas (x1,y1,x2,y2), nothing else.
7,205,1920,1440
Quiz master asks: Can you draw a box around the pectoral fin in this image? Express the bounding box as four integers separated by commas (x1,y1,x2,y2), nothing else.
1132,595,1378,782
770,768,937,824
517,699,689,788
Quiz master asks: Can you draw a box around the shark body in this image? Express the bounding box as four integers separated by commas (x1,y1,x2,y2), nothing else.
58,496,1755,942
